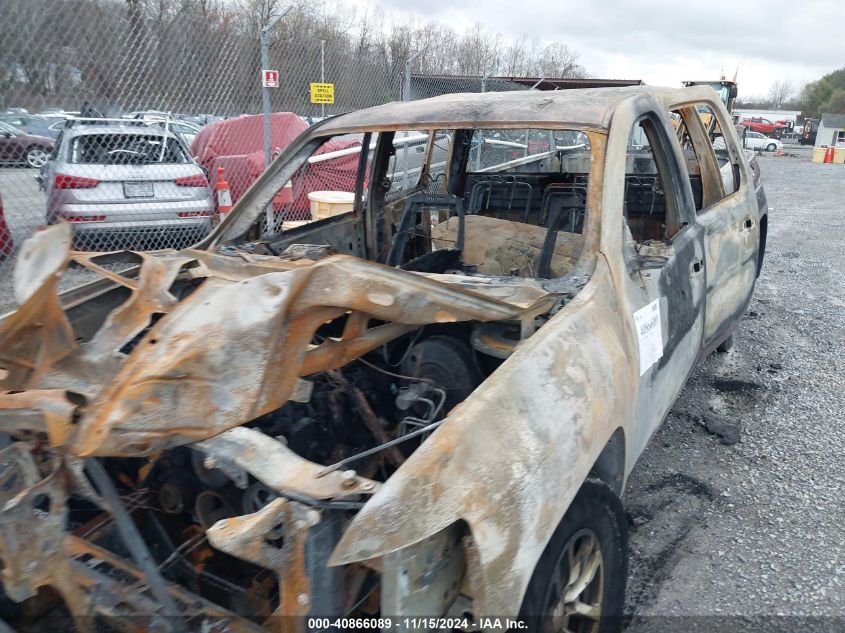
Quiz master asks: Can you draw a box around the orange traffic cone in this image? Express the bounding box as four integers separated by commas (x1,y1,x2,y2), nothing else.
824,146,835,163
215,166,233,219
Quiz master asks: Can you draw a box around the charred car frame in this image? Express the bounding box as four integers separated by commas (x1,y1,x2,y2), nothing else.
0,86,766,632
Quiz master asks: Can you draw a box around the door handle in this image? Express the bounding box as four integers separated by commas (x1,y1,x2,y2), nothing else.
742,217,754,229
691,259,704,274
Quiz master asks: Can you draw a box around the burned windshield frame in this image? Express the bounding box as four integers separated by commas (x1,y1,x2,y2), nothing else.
247,123,598,282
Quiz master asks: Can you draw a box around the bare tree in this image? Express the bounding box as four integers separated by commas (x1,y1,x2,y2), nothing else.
767,80,794,109
501,37,527,76
539,42,585,78
0,0,591,115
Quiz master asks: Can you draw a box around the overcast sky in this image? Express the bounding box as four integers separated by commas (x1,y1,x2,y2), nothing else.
346,0,844,99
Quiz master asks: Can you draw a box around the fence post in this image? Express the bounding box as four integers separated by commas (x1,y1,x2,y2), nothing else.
260,6,292,169
403,49,425,102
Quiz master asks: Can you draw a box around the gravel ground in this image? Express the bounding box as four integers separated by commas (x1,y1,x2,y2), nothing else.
624,153,845,630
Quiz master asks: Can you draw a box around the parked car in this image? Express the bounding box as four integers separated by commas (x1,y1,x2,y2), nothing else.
47,119,67,135
715,131,782,152
125,109,178,120
0,114,63,139
42,121,214,249
738,116,788,138
123,114,204,150
0,120,54,167
0,86,765,632
744,131,783,152
0,191,12,259
147,119,202,148
192,113,226,125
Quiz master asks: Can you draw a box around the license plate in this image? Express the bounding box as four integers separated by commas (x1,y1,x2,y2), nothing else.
124,181,154,198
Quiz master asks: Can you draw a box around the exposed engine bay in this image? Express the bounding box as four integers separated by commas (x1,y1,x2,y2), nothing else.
0,222,571,631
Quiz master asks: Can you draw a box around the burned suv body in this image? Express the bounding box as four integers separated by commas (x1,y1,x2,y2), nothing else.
0,86,765,632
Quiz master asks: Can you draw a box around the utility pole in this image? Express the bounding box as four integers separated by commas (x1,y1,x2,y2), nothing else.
260,5,292,168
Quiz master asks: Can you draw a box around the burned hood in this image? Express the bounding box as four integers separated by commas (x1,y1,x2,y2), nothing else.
0,224,558,457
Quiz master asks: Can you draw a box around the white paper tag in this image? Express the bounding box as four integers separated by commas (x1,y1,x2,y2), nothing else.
633,299,663,375
218,189,232,208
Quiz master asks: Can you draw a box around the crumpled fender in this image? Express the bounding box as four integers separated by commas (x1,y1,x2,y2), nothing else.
330,257,635,616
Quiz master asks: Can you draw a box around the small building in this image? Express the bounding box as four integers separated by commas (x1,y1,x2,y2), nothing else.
815,112,845,147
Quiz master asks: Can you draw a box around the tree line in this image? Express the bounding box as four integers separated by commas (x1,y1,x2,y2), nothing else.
735,69,845,119
798,68,845,118
0,0,586,116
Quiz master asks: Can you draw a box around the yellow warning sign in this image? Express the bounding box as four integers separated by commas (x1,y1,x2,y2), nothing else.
310,82,335,104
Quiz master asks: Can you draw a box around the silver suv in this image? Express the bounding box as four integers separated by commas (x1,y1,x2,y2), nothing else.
43,120,214,250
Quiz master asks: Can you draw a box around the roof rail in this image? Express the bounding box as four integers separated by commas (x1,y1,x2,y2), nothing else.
64,116,146,126
62,117,178,134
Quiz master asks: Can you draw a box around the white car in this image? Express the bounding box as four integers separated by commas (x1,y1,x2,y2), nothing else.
714,131,782,152
145,119,202,149
43,122,214,250
743,131,783,152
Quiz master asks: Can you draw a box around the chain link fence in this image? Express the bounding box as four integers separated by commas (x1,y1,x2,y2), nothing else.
0,0,532,311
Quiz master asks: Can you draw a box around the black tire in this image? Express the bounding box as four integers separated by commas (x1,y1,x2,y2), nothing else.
766,143,777,152
520,479,628,633
716,333,734,353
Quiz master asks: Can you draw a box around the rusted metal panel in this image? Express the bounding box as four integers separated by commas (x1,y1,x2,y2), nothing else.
196,427,380,500
206,498,320,632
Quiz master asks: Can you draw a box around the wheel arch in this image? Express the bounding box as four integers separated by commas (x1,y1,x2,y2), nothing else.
587,426,627,497
518,476,629,628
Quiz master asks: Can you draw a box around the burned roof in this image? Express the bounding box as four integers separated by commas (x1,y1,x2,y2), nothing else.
318,85,720,134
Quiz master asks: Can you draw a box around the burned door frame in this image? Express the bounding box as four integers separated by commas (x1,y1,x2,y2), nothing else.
603,98,706,459
676,99,761,352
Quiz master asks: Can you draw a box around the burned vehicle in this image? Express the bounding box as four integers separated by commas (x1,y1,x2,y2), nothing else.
0,86,766,632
